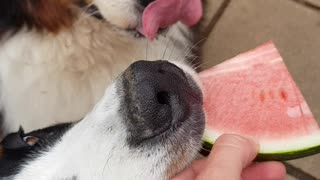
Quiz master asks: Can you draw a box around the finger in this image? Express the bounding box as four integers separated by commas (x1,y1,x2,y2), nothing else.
171,158,206,180
196,134,259,180
242,161,286,180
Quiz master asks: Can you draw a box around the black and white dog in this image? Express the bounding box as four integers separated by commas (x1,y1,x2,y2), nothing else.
0,60,205,179
0,0,202,136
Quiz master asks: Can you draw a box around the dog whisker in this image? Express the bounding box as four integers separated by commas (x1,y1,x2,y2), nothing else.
76,10,101,24
178,38,207,62
190,55,199,65
195,62,211,71
168,36,179,60
162,27,178,60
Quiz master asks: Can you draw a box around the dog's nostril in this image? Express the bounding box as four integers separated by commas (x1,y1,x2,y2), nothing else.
157,91,170,105
140,0,156,7
158,69,165,74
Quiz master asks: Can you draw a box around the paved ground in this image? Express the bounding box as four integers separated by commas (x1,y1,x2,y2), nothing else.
200,0,320,179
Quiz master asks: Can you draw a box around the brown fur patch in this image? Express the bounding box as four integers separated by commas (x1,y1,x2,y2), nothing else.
26,0,76,33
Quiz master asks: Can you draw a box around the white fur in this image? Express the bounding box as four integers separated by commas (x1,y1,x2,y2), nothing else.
93,0,141,29
13,60,202,180
0,10,193,134
13,84,167,180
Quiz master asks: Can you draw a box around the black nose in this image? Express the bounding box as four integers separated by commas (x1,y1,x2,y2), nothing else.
139,0,156,7
121,60,202,146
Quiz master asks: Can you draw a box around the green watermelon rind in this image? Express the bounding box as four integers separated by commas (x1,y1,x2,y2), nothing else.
257,145,320,161
201,139,320,161
201,135,320,161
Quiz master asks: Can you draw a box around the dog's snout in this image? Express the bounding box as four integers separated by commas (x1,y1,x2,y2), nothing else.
132,60,187,110
139,0,156,7
121,60,202,146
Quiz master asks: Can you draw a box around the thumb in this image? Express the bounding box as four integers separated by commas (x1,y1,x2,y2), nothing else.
197,134,259,180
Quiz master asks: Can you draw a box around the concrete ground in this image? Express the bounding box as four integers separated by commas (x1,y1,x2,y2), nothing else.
200,0,320,179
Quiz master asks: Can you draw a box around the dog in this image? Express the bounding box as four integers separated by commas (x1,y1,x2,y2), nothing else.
0,60,205,179
0,0,203,136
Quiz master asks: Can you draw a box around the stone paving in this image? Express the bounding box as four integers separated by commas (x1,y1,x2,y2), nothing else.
200,0,320,179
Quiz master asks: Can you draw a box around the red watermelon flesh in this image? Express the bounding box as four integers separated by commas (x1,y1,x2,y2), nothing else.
200,42,320,159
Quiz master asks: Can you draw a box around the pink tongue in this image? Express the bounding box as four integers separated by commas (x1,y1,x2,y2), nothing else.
142,0,202,40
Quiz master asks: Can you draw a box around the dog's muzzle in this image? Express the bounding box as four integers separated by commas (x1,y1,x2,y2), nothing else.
120,60,203,146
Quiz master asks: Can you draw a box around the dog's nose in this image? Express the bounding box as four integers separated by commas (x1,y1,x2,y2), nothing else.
121,60,202,145
139,0,156,7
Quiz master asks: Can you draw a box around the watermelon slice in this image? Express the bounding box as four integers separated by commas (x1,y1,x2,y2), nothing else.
200,42,320,161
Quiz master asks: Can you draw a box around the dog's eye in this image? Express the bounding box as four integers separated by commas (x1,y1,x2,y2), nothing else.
23,136,39,146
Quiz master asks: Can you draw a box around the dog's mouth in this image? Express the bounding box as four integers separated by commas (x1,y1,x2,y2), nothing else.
86,0,202,40
85,5,170,38
82,4,164,39
119,60,204,147
139,0,203,40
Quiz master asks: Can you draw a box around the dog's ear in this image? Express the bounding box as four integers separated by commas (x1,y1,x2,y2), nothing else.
0,127,40,177
1,127,39,150
0,123,73,177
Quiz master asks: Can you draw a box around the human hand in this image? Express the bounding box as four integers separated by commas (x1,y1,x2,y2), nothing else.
172,134,286,180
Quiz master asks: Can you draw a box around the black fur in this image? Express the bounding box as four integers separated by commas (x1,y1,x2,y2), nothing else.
0,0,31,36
0,123,72,177
0,0,27,32
139,0,156,7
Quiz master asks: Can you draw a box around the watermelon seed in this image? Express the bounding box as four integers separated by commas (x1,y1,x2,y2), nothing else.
280,89,288,101
260,90,265,102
